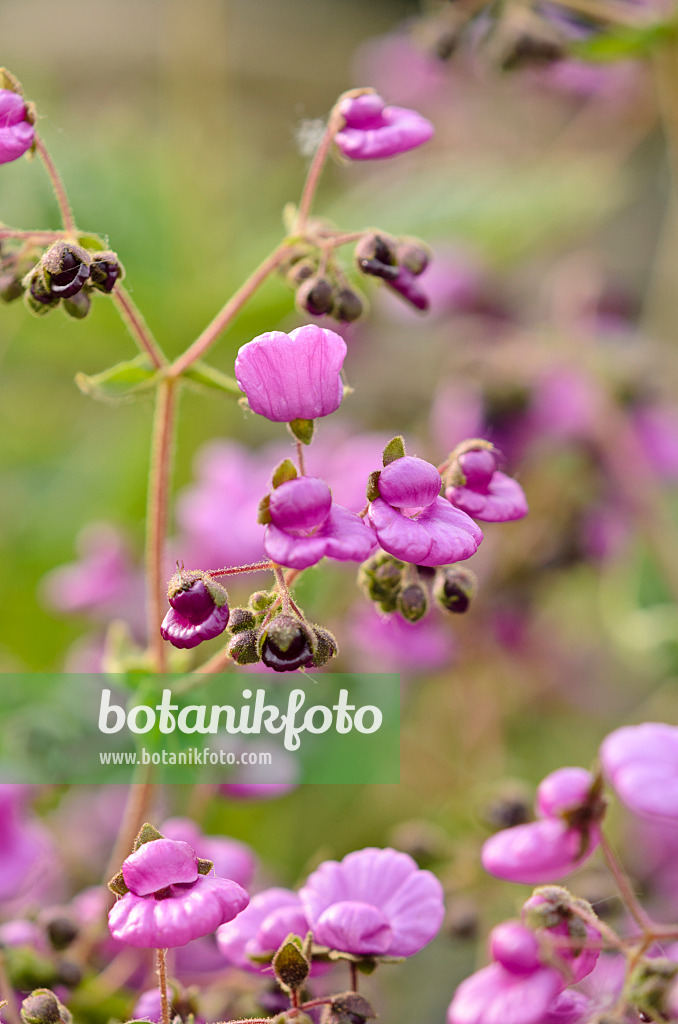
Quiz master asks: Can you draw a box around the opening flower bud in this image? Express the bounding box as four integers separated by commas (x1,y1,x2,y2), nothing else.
434,567,477,614
228,629,261,665
42,242,91,299
20,991,70,1024
258,614,315,672
397,583,429,622
160,570,230,649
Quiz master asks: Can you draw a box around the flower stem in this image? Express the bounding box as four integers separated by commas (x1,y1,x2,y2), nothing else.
147,379,178,672
167,244,289,378
295,439,306,476
0,228,65,243
112,285,167,369
210,559,274,577
156,948,170,1024
33,134,77,235
296,103,345,231
349,960,359,992
599,829,655,934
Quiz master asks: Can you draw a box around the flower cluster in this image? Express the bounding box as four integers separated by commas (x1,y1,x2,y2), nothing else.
22,241,123,319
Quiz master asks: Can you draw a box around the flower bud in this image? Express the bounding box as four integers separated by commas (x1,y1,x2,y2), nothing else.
42,242,91,299
89,251,124,293
62,292,91,319
287,259,316,287
397,583,429,622
258,614,315,672
0,270,23,302
358,552,404,602
627,958,678,1023
355,232,400,281
249,590,276,612
45,916,78,951
161,570,230,649
24,269,58,315
228,607,257,633
396,240,430,276
333,286,365,323
434,566,477,614
227,629,261,665
310,625,338,667
295,275,335,317
21,990,71,1024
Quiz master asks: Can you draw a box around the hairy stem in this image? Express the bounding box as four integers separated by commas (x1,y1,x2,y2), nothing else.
296,103,345,230
168,244,289,378
157,948,170,1024
33,134,76,235
0,228,65,243
600,830,654,934
147,379,178,672
112,285,167,369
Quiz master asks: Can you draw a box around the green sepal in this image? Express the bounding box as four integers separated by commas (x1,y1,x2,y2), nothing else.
272,934,310,993
288,418,315,445
107,870,129,897
133,822,163,851
75,355,159,404
183,361,243,397
77,232,108,252
197,857,214,875
272,459,298,488
258,494,272,525
382,436,405,466
366,470,381,501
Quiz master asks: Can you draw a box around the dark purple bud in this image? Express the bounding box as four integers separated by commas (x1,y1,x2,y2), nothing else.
386,266,429,311
45,917,78,951
502,34,563,70
287,259,316,287
160,570,230,649
259,614,315,672
397,583,429,622
296,275,335,317
434,566,477,614
355,232,399,280
43,243,91,299
227,629,261,665
333,287,365,323
89,251,124,293
26,269,58,312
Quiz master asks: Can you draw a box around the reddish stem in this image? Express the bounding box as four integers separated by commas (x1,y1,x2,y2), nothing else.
112,285,166,369
33,134,76,234
147,380,177,672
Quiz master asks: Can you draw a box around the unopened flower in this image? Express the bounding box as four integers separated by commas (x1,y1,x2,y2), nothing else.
264,476,376,570
216,887,311,972
446,445,528,522
600,722,678,822
368,455,483,567
335,91,433,161
481,768,603,884
160,570,230,650
0,88,34,165
235,324,347,423
108,829,249,948
299,846,444,958
257,614,316,672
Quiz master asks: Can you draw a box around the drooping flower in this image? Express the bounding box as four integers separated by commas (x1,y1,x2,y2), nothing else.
299,846,444,958
367,455,483,567
522,889,600,985
445,446,528,522
160,570,230,650
264,476,377,570
234,325,347,423
335,91,433,161
0,88,34,165
216,888,310,972
481,768,603,884
160,818,256,889
108,829,249,948
600,722,678,822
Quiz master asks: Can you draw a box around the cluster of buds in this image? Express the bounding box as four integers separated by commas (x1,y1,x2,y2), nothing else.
283,243,367,324
22,241,123,318
227,597,338,673
359,551,477,622
355,230,431,311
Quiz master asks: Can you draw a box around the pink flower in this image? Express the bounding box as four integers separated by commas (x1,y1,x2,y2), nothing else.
335,92,433,160
216,888,310,972
368,456,483,567
108,833,249,949
522,891,600,984
235,325,346,422
446,447,528,523
160,818,256,890
600,722,678,822
299,847,444,958
0,89,34,165
447,961,564,1024
159,571,229,650
264,476,376,570
481,768,602,884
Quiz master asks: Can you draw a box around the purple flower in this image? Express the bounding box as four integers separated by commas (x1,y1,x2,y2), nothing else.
481,768,602,884
446,447,528,523
0,89,34,165
299,847,444,958
447,961,564,1024
235,325,347,422
600,722,678,822
368,456,483,567
160,571,230,650
160,818,256,890
335,92,433,160
264,476,377,570
541,990,592,1024
216,887,310,972
108,833,249,948
521,891,600,985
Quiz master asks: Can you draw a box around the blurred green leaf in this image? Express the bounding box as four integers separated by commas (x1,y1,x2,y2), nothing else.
573,19,676,61
183,360,243,397
75,354,158,403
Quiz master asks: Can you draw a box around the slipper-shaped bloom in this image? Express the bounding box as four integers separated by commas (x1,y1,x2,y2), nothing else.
0,89,34,165
108,835,249,949
264,476,377,570
299,846,444,958
600,722,678,822
216,887,311,972
482,768,602,885
335,92,433,161
446,448,528,522
235,325,347,423
160,571,230,650
367,456,482,567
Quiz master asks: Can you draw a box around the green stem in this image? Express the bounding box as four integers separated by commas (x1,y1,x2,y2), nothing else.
147,379,177,672
167,244,289,378
33,133,77,234
112,284,167,369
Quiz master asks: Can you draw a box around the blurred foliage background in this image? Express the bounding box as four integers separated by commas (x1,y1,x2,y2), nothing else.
2,2,678,1022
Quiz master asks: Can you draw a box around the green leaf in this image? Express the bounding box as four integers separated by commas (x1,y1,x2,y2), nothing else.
77,232,108,252
288,418,315,445
75,355,158,403
183,360,242,397
573,19,676,61
382,436,405,466
366,470,381,501
272,936,310,992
